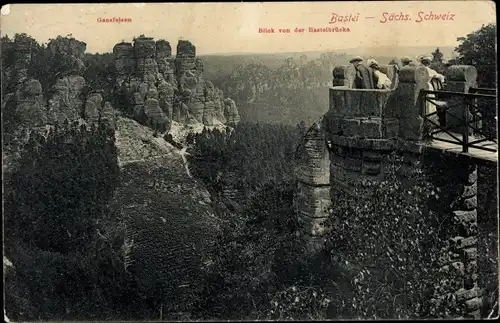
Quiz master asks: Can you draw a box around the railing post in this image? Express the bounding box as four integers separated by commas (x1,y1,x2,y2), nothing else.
420,92,427,138
462,96,469,153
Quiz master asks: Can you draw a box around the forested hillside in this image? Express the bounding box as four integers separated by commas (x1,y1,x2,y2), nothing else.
211,56,335,126
188,122,301,205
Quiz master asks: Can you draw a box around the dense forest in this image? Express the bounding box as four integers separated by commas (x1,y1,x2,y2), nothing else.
187,122,300,203
3,121,124,320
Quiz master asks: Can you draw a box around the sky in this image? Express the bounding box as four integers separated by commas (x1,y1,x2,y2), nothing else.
0,1,496,55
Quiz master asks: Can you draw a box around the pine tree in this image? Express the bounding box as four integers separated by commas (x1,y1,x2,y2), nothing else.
431,47,444,64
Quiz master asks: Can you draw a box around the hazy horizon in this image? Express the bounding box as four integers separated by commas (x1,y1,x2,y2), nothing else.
0,31,459,57
197,45,458,57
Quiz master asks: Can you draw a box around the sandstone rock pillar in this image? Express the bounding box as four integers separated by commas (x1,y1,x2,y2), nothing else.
294,120,331,252
113,42,135,86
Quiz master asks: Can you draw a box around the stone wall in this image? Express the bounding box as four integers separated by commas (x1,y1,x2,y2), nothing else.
113,36,239,129
296,63,488,318
422,152,482,319
327,65,401,140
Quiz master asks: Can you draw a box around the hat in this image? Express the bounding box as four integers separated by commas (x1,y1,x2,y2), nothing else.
401,56,412,63
367,59,379,67
419,54,433,62
349,56,363,63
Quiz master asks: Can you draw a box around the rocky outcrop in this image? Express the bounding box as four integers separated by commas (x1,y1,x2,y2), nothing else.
113,36,239,129
47,36,87,77
14,79,46,128
114,42,135,86
114,117,222,308
3,36,117,163
12,36,32,84
223,98,240,126
47,75,87,123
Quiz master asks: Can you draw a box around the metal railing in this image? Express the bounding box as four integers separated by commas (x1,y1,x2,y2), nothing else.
420,86,497,153
469,87,497,95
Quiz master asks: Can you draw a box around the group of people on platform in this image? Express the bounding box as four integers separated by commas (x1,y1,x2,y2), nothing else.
349,54,445,91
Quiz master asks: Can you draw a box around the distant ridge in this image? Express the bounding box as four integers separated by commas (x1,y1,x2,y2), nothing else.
200,45,457,60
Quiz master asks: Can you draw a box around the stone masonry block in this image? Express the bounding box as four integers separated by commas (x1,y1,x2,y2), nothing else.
361,160,381,175
455,286,481,303
330,89,347,115
465,297,483,312
328,117,342,135
341,119,361,137
331,144,346,158
461,185,477,199
346,146,362,158
362,150,384,162
360,96,384,117
462,196,477,210
343,157,362,172
449,236,477,251
383,118,400,138
384,99,401,119
298,214,332,237
329,153,345,167
360,118,383,138
452,210,477,223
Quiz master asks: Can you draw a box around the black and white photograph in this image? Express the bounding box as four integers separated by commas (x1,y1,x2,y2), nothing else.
1,1,498,321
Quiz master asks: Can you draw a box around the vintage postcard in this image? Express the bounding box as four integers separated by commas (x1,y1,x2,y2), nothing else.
1,1,498,321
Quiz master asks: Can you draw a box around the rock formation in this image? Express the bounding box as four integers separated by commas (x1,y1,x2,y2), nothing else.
13,36,32,84
2,36,117,169
113,36,239,129
223,98,241,126
294,119,331,252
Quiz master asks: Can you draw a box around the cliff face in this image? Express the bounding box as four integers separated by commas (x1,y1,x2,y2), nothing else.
2,36,117,171
113,37,239,129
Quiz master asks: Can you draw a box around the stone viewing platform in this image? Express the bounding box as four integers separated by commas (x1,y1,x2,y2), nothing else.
295,62,497,319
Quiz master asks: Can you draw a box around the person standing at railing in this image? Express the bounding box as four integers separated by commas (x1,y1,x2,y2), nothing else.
419,54,446,127
367,59,392,89
350,56,375,89
419,54,445,83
